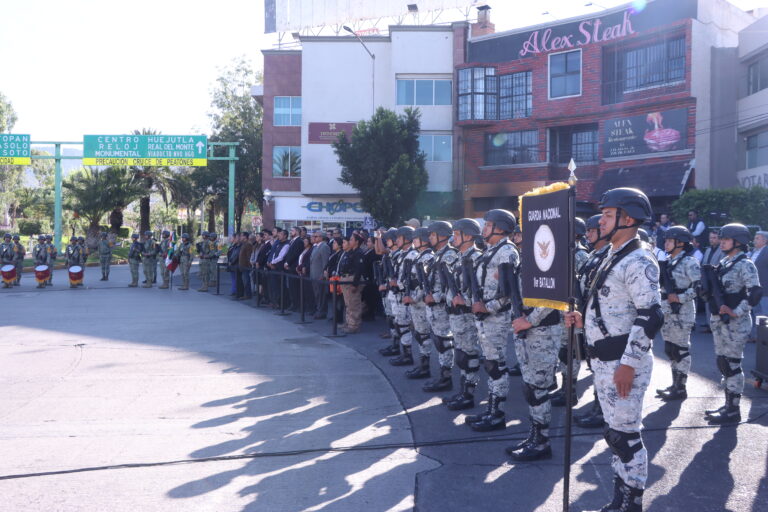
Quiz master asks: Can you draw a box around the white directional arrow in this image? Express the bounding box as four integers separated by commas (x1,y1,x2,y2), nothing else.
196,141,205,154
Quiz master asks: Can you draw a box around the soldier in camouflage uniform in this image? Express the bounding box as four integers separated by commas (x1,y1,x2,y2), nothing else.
12,234,25,286
98,232,113,281
574,214,610,429
465,209,517,432
378,228,402,354
207,232,220,287
389,226,419,366
422,221,458,392
32,235,49,288
703,223,762,425
45,234,56,285
551,217,590,407
1,234,15,288
141,231,158,288
177,233,193,290
443,219,483,410
197,231,210,292
158,230,172,289
655,226,701,401
566,188,663,512
402,227,435,379
127,233,143,287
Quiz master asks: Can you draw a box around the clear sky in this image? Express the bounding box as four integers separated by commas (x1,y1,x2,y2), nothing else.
1,0,764,141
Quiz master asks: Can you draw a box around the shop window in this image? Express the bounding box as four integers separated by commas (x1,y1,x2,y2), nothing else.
396,79,452,106
273,146,301,177
746,130,768,169
549,124,599,164
484,130,539,166
274,96,301,126
419,134,452,162
549,50,581,99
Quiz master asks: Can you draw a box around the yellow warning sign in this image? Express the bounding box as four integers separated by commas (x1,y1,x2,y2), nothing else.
82,158,207,166
0,157,31,165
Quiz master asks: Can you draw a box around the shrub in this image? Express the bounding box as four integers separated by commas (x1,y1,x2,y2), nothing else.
18,220,43,236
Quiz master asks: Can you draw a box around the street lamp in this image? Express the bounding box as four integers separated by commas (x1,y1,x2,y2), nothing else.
343,25,376,115
263,188,273,205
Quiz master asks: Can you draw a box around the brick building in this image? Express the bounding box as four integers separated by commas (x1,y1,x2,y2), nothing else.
456,0,756,218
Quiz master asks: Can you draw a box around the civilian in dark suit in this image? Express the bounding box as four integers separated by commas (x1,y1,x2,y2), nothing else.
255,230,272,303
268,229,290,308
284,227,305,311
361,235,381,321
750,231,768,340
310,230,331,318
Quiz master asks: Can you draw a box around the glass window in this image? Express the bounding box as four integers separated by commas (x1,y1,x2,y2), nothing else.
484,130,539,166
434,80,452,105
274,96,301,126
499,71,532,119
397,80,414,105
415,80,433,105
550,51,581,98
272,146,301,177
419,134,452,162
457,67,496,120
748,58,768,96
550,124,599,164
621,37,685,92
746,131,768,169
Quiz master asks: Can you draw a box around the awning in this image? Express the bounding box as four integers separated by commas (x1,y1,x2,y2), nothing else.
592,161,692,200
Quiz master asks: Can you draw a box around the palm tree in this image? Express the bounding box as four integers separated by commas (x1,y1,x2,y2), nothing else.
64,166,145,247
129,128,179,233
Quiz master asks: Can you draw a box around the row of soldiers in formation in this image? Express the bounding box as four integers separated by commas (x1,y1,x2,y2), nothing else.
372,187,761,512
125,230,219,291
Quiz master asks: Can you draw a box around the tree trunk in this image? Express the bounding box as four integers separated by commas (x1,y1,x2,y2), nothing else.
223,207,229,236
140,196,150,234
207,203,215,233
109,207,123,234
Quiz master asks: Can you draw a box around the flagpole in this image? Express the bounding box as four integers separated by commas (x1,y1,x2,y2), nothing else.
563,159,578,512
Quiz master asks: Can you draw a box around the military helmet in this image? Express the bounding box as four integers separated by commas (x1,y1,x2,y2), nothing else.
414,227,431,243
664,225,693,243
637,228,650,243
209,232,217,239
452,218,481,237
599,187,652,222
12,234,20,241
45,234,52,241
574,217,586,236
719,223,751,246
162,230,170,238
131,233,139,239
483,209,517,233
100,232,108,238
201,231,209,237
78,236,85,242
396,226,416,241
144,230,153,237
181,232,190,240
38,235,46,241
70,236,77,243
586,214,601,231
3,233,10,239
427,220,453,237
381,227,398,242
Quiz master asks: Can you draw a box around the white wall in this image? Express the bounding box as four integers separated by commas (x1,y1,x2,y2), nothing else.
300,28,455,195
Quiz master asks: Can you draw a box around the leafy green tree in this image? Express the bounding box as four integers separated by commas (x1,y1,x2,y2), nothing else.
129,128,178,233
333,107,428,227
206,56,263,233
671,187,768,228
64,166,145,245
0,92,22,228
0,92,17,132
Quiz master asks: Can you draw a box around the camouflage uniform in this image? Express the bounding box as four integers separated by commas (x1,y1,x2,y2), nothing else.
127,236,143,287
13,236,25,285
159,235,172,289
379,248,401,352
98,237,113,280
659,252,701,376
0,237,14,288
141,235,159,287
389,245,419,365
207,235,220,286
709,253,759,397
33,238,51,288
405,247,435,377
177,237,193,290
46,237,56,285
584,238,660,492
424,243,459,390
197,236,210,291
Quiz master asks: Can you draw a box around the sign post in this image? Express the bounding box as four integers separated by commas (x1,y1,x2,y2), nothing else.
519,172,576,512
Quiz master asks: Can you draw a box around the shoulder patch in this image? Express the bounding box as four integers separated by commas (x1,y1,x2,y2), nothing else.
645,263,659,283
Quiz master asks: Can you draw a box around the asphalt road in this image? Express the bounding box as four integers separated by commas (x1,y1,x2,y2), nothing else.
1,264,767,511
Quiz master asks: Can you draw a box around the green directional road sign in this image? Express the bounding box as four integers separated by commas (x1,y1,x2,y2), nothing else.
0,134,31,165
82,135,207,166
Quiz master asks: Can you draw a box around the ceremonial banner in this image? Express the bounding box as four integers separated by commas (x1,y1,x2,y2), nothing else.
520,182,572,311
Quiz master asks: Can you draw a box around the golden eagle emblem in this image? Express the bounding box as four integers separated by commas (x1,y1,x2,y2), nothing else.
537,240,551,259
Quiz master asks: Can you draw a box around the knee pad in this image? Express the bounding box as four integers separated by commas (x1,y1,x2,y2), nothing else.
558,346,568,365
522,382,549,406
483,359,506,380
434,335,454,353
603,428,642,464
395,323,411,337
664,341,687,363
413,331,430,346
716,355,742,378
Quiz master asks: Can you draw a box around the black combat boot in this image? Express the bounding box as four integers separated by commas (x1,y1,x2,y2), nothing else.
657,370,687,401
575,398,605,428
443,376,467,405
593,478,643,512
506,421,552,461
707,391,741,424
551,378,578,407
424,366,453,392
379,337,401,356
704,390,730,418
469,394,506,432
389,344,413,366
446,378,476,410
405,355,431,379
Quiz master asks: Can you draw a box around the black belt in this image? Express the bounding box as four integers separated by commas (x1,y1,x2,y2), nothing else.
522,308,560,327
586,334,629,362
